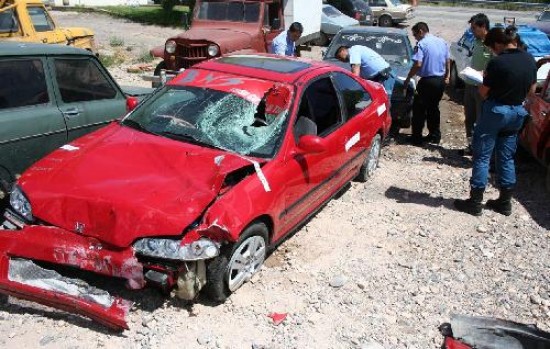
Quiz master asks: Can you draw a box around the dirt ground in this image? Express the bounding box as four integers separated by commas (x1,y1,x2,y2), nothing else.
0,5,548,349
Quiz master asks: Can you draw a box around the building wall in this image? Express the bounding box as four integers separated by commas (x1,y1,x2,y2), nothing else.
53,0,149,6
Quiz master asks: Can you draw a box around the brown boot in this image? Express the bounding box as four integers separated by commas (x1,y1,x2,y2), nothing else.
486,187,513,216
454,188,485,216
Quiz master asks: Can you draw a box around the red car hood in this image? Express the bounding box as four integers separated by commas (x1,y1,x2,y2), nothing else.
175,27,253,53
18,124,256,248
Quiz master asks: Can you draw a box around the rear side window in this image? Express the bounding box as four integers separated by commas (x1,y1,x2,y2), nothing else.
0,59,49,110
0,9,20,33
28,7,55,32
54,58,117,103
333,72,372,120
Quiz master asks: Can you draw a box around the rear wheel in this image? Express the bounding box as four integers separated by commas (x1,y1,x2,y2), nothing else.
356,134,382,182
204,222,268,302
378,15,393,27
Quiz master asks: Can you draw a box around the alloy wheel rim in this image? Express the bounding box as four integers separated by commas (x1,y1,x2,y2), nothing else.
367,137,381,177
227,236,266,292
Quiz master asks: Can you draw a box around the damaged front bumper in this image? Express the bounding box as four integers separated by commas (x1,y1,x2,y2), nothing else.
0,224,144,331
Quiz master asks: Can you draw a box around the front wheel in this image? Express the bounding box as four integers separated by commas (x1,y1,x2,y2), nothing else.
378,15,393,27
356,134,382,182
204,222,268,302
152,61,167,88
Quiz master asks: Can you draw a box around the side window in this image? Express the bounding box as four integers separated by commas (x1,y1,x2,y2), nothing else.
54,58,118,103
27,7,55,32
333,73,372,120
371,0,387,7
294,77,342,139
0,59,49,110
0,9,20,34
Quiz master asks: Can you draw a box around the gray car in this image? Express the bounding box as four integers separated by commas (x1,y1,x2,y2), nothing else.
317,4,359,46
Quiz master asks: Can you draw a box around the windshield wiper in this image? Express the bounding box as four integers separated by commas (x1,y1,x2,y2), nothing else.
121,119,158,136
159,131,225,151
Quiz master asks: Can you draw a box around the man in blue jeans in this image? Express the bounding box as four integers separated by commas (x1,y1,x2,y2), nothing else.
454,26,537,216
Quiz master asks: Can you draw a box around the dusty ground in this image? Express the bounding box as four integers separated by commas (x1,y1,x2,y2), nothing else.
0,5,548,349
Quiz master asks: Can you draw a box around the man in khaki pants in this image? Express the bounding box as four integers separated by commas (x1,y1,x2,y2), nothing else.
463,13,492,154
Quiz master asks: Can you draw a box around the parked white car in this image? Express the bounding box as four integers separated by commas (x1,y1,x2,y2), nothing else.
366,0,415,27
317,4,359,46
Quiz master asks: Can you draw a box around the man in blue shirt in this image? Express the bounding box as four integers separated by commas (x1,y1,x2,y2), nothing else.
404,22,450,145
271,22,303,57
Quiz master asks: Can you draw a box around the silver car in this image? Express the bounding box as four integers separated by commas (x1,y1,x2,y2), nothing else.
316,4,359,46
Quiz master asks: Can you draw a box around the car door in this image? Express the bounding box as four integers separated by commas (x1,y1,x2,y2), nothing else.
0,57,67,186
332,72,379,178
277,74,347,238
26,5,65,45
50,56,127,141
368,0,387,18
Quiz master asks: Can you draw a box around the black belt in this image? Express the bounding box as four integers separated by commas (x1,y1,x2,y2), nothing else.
370,67,392,82
420,75,444,80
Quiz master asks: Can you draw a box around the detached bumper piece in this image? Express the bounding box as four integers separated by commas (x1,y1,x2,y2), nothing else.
0,257,131,330
0,225,145,331
440,314,550,349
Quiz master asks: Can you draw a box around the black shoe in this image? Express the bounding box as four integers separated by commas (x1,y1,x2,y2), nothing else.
423,134,441,144
486,187,513,216
454,187,485,216
408,136,424,146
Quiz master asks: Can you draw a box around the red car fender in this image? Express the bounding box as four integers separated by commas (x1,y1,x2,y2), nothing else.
444,337,472,349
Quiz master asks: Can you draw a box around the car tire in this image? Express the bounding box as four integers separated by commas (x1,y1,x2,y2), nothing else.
378,15,393,27
152,61,167,88
314,32,329,47
204,222,269,302
356,134,382,183
450,62,464,89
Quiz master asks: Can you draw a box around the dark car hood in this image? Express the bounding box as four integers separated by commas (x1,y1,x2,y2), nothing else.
18,123,257,248
175,28,254,53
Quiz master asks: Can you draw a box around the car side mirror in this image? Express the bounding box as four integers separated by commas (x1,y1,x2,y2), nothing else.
298,135,327,154
126,96,139,112
271,18,281,30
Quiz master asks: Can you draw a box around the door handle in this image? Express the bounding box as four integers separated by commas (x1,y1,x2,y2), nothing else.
62,107,80,118
542,111,548,117
42,38,48,43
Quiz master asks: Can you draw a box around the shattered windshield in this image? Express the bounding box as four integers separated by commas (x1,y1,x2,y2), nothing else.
197,1,261,23
327,32,411,66
122,86,290,158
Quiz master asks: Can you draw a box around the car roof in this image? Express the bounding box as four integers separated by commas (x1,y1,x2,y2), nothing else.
192,54,342,84
0,42,93,57
338,25,408,36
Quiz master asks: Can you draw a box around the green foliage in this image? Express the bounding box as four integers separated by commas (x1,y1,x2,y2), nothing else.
99,51,126,67
109,36,125,47
100,5,190,28
161,0,179,11
136,50,155,63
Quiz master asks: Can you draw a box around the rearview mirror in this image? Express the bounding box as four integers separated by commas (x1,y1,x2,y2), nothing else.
298,135,327,154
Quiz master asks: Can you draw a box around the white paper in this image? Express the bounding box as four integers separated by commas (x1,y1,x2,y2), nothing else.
345,132,360,152
459,67,483,85
377,104,387,116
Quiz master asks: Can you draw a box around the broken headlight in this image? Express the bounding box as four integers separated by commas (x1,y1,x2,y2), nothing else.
10,186,33,221
133,238,220,261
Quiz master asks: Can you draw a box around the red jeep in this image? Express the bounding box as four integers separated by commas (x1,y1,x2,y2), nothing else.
150,0,322,85
522,58,550,191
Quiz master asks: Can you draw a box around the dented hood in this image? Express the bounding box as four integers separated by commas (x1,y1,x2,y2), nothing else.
175,27,253,53
18,123,255,248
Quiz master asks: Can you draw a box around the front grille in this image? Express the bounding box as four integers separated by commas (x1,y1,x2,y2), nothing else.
176,44,209,69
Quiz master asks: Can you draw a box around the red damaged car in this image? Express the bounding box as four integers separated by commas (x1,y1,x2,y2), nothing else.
0,54,390,330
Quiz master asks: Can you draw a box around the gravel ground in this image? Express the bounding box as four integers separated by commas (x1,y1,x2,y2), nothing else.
0,6,548,349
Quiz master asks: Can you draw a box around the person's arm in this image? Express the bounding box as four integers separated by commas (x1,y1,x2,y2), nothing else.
478,59,495,100
351,64,361,77
404,60,421,88
444,58,451,85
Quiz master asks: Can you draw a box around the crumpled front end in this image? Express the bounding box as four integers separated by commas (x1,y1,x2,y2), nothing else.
0,220,144,330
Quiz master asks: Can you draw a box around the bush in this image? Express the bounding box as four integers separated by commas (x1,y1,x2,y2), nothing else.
109,36,124,47
161,0,179,11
